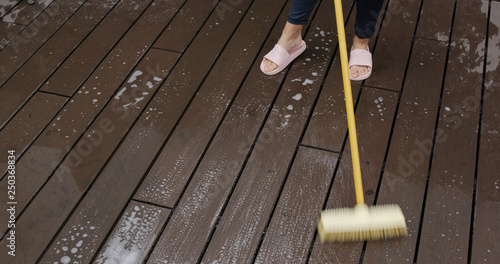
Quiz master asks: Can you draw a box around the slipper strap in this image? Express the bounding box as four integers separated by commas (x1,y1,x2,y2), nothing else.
263,44,291,68
348,49,372,68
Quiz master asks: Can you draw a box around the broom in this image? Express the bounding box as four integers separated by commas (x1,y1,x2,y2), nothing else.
317,0,408,242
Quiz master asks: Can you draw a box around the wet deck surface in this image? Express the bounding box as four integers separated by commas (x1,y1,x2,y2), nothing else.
0,0,499,263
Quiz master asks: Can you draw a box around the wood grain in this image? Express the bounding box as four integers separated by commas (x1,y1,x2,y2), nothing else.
95,201,170,264
301,0,387,152
197,1,350,262
0,0,183,240
0,0,86,86
365,0,421,91
309,87,398,264
416,0,487,262
0,92,66,176
40,0,153,96
0,49,178,263
415,0,455,42
153,0,217,52
2,0,54,25
254,147,338,264
0,22,22,50
36,0,267,262
0,0,120,127
363,38,448,264
470,3,500,263
0,0,494,262
134,0,293,209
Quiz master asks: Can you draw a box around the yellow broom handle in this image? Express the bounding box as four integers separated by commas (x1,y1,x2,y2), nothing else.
334,0,364,205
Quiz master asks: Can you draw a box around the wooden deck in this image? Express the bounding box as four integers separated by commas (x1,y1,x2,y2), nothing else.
0,0,499,263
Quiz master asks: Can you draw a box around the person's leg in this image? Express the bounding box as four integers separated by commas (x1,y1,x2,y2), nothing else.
262,0,319,73
350,0,384,78
287,0,319,25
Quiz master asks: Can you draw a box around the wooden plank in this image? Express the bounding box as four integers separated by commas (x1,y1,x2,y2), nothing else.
308,87,398,264
0,0,183,235
469,2,500,264
361,39,448,264
0,0,183,244
143,2,305,262
415,0,454,42
301,0,390,152
0,0,199,198
84,201,170,264
300,52,362,152
41,0,220,96
0,22,22,50
0,49,178,263
416,0,488,262
0,0,20,18
0,92,66,175
30,0,264,262
253,147,338,264
43,0,284,260
133,0,299,209
153,0,216,52
0,0,121,128
187,1,350,263
44,202,169,264
0,0,86,86
2,0,53,25
365,0,421,91
39,0,154,96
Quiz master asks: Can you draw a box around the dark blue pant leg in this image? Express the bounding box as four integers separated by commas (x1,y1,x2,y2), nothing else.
287,0,319,25
287,0,384,39
355,0,384,39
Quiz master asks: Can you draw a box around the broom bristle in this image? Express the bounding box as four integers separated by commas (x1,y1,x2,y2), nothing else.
317,204,408,242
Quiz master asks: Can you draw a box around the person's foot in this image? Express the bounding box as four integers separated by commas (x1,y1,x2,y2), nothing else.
262,22,304,73
350,35,371,79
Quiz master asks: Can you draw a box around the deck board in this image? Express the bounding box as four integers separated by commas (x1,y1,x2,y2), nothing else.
0,0,183,240
0,21,22,50
300,0,361,152
0,0,20,18
254,147,338,264
0,92,66,176
133,0,289,209
0,49,178,263
416,0,488,262
40,0,152,96
415,0,455,42
470,3,500,263
39,0,261,262
0,0,119,127
153,0,217,52
195,2,350,262
308,87,398,264
1,0,53,25
364,0,421,91
145,0,300,262
362,38,448,264
93,201,171,264
0,0,86,86
0,0,497,262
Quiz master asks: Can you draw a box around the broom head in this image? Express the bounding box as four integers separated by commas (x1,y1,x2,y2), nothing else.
318,204,408,242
